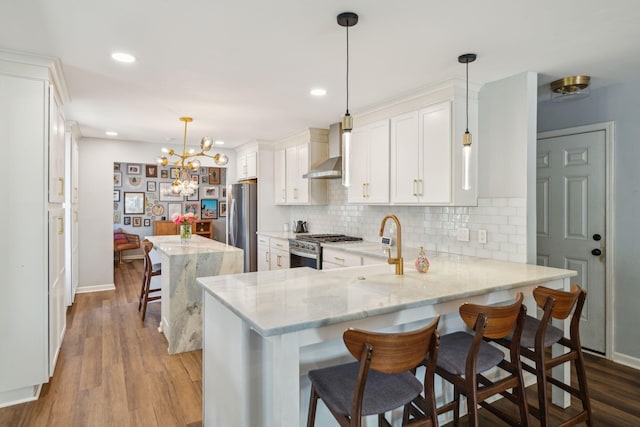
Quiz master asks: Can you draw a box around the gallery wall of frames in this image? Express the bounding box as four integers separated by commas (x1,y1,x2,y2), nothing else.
113,162,227,242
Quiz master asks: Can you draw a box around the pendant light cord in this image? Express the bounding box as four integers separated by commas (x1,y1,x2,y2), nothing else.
465,60,469,133
345,25,350,115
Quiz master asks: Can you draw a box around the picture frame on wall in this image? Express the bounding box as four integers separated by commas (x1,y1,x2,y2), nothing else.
143,218,151,227
124,192,145,214
114,163,121,171
124,216,131,225
167,202,182,219
201,186,219,199
160,169,169,179
113,190,120,202
132,217,142,227
209,167,221,184
219,201,227,217
221,186,227,199
184,203,199,216
145,164,158,178
114,211,121,224
201,175,208,184
170,168,179,179
147,181,157,192
114,172,122,187
127,164,141,174
159,182,184,202
200,199,218,219
186,190,199,202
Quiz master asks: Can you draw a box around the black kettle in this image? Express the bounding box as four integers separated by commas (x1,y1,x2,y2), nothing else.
295,220,308,233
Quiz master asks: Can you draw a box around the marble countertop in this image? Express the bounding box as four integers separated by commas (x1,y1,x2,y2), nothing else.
257,230,308,240
196,252,576,337
146,234,243,257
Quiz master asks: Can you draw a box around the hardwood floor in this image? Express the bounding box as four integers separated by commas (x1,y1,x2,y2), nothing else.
0,260,202,427
1,260,639,426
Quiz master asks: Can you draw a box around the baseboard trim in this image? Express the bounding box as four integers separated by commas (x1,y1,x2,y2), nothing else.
76,283,116,293
613,351,640,370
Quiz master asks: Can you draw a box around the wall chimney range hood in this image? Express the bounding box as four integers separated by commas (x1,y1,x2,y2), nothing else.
303,123,343,179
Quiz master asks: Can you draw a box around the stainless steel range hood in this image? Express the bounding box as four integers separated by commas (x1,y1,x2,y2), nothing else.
303,122,342,179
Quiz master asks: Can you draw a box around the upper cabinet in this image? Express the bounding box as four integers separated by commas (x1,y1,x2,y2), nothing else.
274,128,328,205
390,102,452,204
236,149,257,181
49,89,66,203
348,119,390,204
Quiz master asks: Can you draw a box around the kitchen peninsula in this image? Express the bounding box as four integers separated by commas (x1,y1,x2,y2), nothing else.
146,234,243,354
196,253,576,426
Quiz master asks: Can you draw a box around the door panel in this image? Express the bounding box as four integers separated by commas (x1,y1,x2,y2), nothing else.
537,130,606,353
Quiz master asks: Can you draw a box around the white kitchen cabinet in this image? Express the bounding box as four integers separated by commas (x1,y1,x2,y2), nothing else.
322,248,362,269
274,128,328,205
65,124,79,306
237,150,257,181
347,119,390,204
390,101,452,204
269,237,290,270
273,149,287,204
257,235,270,271
0,51,68,407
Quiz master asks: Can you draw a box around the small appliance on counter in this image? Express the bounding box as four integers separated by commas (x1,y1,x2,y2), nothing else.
294,220,308,233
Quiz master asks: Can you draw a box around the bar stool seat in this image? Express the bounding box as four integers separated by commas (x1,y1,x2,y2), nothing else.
138,239,161,321
307,315,440,427
517,316,564,348
436,331,505,375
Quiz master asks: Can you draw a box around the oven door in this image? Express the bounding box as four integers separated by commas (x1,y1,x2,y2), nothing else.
289,248,319,270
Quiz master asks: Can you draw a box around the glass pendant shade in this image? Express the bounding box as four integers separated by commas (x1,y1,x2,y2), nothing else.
458,53,476,192
462,138,471,191
342,129,351,187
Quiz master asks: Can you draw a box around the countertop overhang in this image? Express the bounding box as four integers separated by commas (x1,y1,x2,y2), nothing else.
196,252,576,337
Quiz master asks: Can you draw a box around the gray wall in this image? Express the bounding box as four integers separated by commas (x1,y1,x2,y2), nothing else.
538,80,640,363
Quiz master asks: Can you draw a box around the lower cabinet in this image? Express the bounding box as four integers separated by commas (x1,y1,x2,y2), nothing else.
322,248,386,270
257,235,270,271
257,235,290,271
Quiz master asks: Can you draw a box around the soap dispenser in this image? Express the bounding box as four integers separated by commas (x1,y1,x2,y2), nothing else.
415,246,430,273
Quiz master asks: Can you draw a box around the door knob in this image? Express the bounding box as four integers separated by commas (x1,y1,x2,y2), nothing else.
591,248,602,256
593,234,602,241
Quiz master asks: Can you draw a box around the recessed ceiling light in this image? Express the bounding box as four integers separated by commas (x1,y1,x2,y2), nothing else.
214,140,224,145
310,88,327,97
105,131,118,136
111,52,136,63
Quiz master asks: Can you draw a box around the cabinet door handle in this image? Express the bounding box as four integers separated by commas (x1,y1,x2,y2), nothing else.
293,188,298,199
58,216,64,234
265,252,270,263
277,255,282,267
419,179,424,196
365,183,369,198
413,179,418,196
58,177,64,196
74,210,78,222
282,189,286,200
334,256,345,263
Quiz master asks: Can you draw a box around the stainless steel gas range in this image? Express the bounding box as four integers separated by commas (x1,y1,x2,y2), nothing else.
289,234,362,269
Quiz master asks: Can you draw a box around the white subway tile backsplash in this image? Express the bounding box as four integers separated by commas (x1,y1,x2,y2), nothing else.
289,180,527,262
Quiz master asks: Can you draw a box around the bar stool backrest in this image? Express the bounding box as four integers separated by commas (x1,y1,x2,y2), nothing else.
459,292,524,340
533,284,583,320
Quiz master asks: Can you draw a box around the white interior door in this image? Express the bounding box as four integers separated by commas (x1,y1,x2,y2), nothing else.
537,129,606,353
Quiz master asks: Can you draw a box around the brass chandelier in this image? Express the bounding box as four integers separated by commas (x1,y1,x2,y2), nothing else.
156,117,229,196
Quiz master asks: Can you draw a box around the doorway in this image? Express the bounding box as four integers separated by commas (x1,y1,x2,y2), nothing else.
536,122,614,355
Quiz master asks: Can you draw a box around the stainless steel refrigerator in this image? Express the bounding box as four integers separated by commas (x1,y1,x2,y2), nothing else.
227,182,257,272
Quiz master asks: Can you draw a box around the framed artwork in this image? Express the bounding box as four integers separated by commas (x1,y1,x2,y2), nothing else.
191,174,199,183
127,164,141,174
160,169,169,179
219,201,227,217
184,202,199,216
114,163,121,171
113,211,121,224
201,186,219,199
200,199,218,219
124,192,145,214
128,176,143,187
200,167,208,175
145,164,158,178
221,186,227,199
159,182,184,202
147,181,157,192
170,168,179,179
167,202,182,219
186,190,199,201
132,217,142,227
124,216,131,225
113,172,122,187
143,218,151,227
209,167,221,184
113,190,120,202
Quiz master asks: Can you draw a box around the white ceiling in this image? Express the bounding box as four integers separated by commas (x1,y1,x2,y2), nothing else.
1,0,639,148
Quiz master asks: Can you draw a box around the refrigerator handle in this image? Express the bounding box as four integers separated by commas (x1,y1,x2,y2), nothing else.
229,197,237,247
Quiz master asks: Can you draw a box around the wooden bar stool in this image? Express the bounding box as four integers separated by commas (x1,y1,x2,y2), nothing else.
433,293,529,427
307,315,440,427
495,285,592,427
138,239,161,321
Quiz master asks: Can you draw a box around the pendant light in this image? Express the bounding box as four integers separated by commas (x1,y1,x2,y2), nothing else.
337,12,358,187
458,53,476,191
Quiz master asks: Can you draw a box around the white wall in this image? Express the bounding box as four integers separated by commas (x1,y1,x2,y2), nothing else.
77,137,234,291
538,80,640,364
